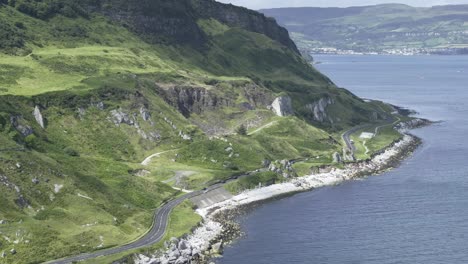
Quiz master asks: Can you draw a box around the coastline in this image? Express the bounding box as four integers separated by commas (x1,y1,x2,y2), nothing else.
135,119,429,264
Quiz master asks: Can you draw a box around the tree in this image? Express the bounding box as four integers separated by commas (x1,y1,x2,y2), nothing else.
236,124,247,136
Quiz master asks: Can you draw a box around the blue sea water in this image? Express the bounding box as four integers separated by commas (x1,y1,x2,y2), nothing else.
218,55,468,264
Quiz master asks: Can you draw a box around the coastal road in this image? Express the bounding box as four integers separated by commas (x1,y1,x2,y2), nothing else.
342,124,370,155
45,180,230,264
45,183,220,264
341,117,399,157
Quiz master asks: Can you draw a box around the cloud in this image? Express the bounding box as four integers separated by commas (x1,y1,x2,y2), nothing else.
217,0,468,9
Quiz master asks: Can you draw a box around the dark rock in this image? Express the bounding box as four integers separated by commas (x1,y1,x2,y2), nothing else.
178,240,189,251
14,195,29,208
10,115,34,137
262,159,271,167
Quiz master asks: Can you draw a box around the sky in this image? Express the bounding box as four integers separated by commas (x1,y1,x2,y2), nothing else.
217,0,468,9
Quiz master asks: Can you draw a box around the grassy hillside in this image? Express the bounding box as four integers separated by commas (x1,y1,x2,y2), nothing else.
0,1,403,263
261,4,468,54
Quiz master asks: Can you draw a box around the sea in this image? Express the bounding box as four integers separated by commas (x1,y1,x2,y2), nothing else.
217,55,468,264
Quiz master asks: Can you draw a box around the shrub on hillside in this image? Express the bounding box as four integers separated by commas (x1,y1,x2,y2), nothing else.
64,147,79,157
236,124,247,136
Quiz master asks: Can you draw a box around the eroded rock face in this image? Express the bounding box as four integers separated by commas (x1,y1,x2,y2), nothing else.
269,96,294,117
33,106,45,129
97,0,299,52
306,97,334,122
109,108,134,126
10,116,33,137
159,86,232,117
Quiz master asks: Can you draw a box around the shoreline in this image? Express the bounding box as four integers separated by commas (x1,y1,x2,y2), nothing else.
135,119,429,264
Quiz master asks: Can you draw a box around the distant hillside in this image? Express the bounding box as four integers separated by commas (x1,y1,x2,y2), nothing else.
261,4,468,55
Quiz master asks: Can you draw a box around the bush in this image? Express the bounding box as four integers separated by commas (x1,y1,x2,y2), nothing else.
9,0,89,19
64,147,79,156
24,134,38,148
0,18,25,51
236,124,247,136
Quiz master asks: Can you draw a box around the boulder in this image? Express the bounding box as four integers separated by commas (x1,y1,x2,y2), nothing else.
32,178,40,184
140,107,151,121
95,102,105,110
33,105,45,128
178,240,189,251
10,249,16,255
211,241,223,255
179,131,192,141
77,107,86,118
0,220,5,225
175,257,190,264
225,147,233,152
10,116,34,137
110,108,134,126
262,159,271,167
269,96,294,117
168,249,180,261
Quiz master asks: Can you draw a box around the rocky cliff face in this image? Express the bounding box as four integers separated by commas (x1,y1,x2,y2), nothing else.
158,86,233,117
98,0,207,47
158,83,274,118
306,97,334,122
94,0,298,52
191,0,299,53
269,96,294,117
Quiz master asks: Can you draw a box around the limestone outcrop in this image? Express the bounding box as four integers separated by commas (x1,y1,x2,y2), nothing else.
33,106,45,128
269,96,294,117
306,97,334,122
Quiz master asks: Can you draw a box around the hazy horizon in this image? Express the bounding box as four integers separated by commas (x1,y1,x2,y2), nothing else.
217,0,468,9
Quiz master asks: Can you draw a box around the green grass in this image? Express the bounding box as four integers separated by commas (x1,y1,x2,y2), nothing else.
224,171,282,194
77,200,201,264
350,123,403,160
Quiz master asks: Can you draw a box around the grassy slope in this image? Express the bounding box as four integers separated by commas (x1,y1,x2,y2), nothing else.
0,3,403,263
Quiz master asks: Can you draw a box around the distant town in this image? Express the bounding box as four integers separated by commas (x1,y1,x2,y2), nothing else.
308,47,468,56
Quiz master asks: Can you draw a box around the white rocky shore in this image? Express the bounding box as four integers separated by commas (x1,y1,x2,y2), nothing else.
135,127,424,264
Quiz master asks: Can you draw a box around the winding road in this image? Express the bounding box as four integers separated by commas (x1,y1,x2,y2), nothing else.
45,183,226,264
342,124,370,155
341,117,400,158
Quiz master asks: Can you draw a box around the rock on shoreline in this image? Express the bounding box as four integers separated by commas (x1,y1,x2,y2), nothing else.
135,120,427,264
